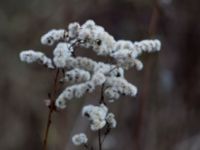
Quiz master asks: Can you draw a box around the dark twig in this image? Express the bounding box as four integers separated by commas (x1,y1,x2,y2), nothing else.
83,144,89,150
43,69,60,150
101,124,111,145
148,0,160,37
99,83,106,105
98,130,102,150
97,83,107,150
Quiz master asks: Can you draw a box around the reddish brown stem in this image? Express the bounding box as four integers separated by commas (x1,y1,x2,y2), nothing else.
43,69,60,150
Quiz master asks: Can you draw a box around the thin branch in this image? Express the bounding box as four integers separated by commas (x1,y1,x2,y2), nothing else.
101,132,108,145
105,65,119,76
43,69,60,150
148,0,160,37
101,124,111,145
98,130,102,150
99,83,106,105
97,83,107,150
83,144,89,150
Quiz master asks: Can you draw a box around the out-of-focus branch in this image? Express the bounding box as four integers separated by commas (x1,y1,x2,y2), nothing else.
135,1,160,150
148,0,160,37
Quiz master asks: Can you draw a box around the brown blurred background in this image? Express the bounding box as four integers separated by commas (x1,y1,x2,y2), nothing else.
0,0,200,150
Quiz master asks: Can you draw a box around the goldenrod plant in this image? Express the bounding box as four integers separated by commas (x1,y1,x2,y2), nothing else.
19,20,161,150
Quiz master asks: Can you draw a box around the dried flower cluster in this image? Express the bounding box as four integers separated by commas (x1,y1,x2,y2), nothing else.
72,133,88,146
82,104,116,131
19,20,161,149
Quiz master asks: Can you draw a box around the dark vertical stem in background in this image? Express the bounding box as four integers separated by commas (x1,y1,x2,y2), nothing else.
148,1,159,37
43,69,60,150
135,1,160,150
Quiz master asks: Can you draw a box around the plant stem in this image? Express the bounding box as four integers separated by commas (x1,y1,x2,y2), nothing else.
99,83,105,104
97,83,106,150
83,144,90,150
101,134,107,145
98,130,102,150
43,69,60,150
101,125,111,145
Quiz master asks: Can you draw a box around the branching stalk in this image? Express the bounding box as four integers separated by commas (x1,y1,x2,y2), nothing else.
43,69,60,150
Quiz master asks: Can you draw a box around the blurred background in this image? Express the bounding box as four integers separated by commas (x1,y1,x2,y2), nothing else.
0,0,200,150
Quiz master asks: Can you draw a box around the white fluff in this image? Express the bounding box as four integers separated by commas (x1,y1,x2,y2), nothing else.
55,81,95,109
72,133,88,146
104,87,120,100
41,29,67,45
81,20,96,29
78,20,116,55
20,19,161,114
91,72,106,86
82,104,108,131
113,40,134,52
82,104,117,130
111,49,143,70
64,68,91,83
132,39,161,56
104,77,138,100
19,20,161,145
53,42,72,68
94,62,124,77
106,113,117,128
19,50,54,69
75,57,97,72
111,39,161,69
62,56,124,77
68,22,80,39
114,39,161,55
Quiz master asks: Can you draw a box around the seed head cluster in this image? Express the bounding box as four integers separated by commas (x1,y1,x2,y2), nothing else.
19,20,161,147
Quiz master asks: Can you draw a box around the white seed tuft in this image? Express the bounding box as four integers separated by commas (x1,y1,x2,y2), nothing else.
82,104,108,131
41,29,67,45
19,50,54,69
72,133,88,146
